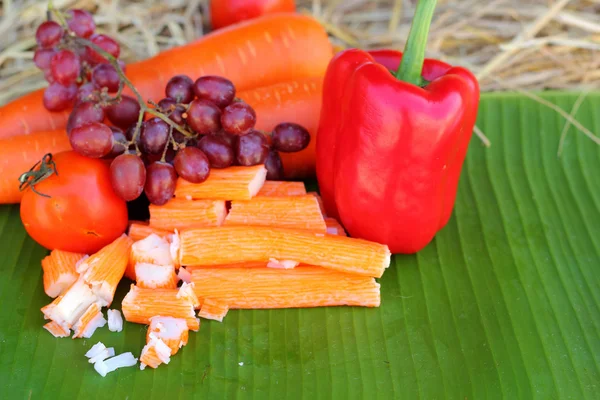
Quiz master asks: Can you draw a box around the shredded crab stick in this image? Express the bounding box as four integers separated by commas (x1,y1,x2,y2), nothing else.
140,333,173,370
45,279,99,330
78,234,133,305
175,165,267,200
178,226,391,278
107,309,124,332
224,195,327,232
191,267,381,308
135,263,179,289
72,303,107,339
325,218,347,236
149,199,227,230
94,352,138,377
128,233,176,280
198,299,230,322
128,221,171,242
41,250,85,298
147,316,189,356
121,284,200,331
43,321,70,338
256,181,307,197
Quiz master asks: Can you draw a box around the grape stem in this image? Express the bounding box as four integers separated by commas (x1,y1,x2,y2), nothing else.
47,3,195,155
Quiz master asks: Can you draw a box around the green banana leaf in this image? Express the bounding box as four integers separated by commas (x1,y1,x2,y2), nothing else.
0,92,599,399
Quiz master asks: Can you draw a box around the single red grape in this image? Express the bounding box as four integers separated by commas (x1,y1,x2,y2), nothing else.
50,50,81,85
141,118,170,154
105,127,128,158
35,21,63,48
157,98,185,125
110,153,146,201
272,122,311,152
186,99,221,135
235,130,269,166
67,9,96,38
165,75,194,103
75,82,97,104
69,122,113,158
67,101,105,134
221,101,256,134
264,150,284,180
173,147,210,183
193,76,236,108
86,34,120,64
106,95,141,129
144,162,177,205
34,48,57,70
198,134,234,168
157,98,176,112
44,70,56,84
43,83,77,111
91,63,120,92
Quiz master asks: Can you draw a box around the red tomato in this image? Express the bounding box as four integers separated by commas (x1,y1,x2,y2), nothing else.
20,151,128,254
210,0,296,29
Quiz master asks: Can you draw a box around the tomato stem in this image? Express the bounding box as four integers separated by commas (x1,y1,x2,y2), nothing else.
19,154,58,197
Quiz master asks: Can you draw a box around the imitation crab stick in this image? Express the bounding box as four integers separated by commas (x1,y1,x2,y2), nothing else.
0,129,72,203
238,76,323,179
191,267,381,308
78,234,133,305
256,181,307,197
135,263,179,289
41,249,85,298
224,195,326,232
72,303,107,339
149,199,227,230
175,165,267,200
308,192,326,217
178,226,391,278
43,321,70,338
128,222,171,242
147,316,189,356
325,218,347,236
198,299,229,322
186,260,299,270
121,284,200,331
45,279,98,330
0,14,332,139
128,234,176,280
140,334,172,370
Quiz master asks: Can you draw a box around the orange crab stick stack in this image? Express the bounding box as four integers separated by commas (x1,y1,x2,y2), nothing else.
191,267,381,308
41,250,86,298
256,181,307,197
198,298,229,322
128,222,171,242
121,284,200,331
149,199,227,230
224,195,326,232
178,226,391,278
174,165,267,200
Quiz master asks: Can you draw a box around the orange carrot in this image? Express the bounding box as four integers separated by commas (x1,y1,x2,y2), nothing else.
121,284,200,331
256,181,307,197
149,198,227,230
224,195,326,232
198,299,229,322
177,226,391,278
190,266,381,308
41,249,85,298
325,217,347,236
238,76,323,179
128,221,171,242
0,130,71,204
0,14,332,139
175,165,267,200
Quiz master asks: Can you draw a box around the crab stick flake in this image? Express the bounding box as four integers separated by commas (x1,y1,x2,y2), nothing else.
198,299,229,322
140,333,172,370
267,259,299,269
43,321,70,338
135,263,178,289
256,181,306,197
79,235,133,306
149,198,227,230
177,267,192,283
324,217,347,236
72,303,106,339
177,282,200,308
85,342,108,359
128,221,171,242
107,309,123,332
41,250,85,298
224,195,326,232
147,316,189,355
174,165,267,200
94,352,138,377
41,295,63,320
179,226,391,278
88,347,115,364
191,266,381,309
128,234,174,280
121,285,200,331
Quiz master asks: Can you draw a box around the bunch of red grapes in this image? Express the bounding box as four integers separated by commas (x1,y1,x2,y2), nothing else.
34,9,122,111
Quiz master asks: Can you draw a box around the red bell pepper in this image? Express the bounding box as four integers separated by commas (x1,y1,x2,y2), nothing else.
316,0,480,254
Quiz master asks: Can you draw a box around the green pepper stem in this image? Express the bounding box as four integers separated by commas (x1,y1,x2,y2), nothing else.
394,0,438,85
